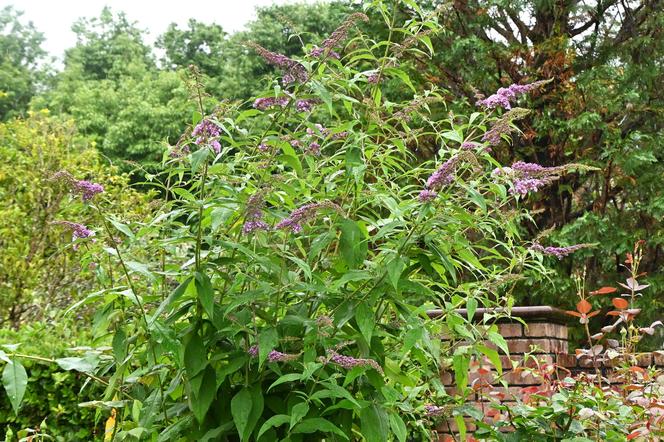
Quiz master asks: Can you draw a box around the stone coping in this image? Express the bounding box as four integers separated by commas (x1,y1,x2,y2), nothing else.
427,305,571,324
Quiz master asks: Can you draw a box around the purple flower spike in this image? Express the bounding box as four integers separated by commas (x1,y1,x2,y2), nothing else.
326,350,383,375
477,80,549,110
242,191,270,234
193,119,222,154
424,404,445,417
530,243,588,259
418,189,438,203
249,43,308,84
275,201,341,233
267,350,298,363
54,221,95,241
425,155,459,190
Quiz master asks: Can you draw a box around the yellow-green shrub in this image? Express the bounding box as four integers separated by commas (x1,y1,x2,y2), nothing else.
0,110,152,326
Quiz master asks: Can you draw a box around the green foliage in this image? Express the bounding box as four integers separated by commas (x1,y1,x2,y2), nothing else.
6,4,575,440
0,322,102,441
0,6,47,120
0,111,151,326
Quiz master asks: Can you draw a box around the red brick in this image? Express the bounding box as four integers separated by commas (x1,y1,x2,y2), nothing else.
525,322,568,340
556,353,577,368
497,323,523,337
506,338,567,354
504,369,543,386
636,353,653,367
654,351,664,367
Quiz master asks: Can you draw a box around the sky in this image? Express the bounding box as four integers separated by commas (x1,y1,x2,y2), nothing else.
6,0,317,61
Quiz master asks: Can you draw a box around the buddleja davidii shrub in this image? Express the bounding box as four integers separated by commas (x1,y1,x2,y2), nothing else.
49,3,565,441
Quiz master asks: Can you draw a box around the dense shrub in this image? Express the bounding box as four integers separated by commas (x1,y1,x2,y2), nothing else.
0,111,152,326
0,322,103,441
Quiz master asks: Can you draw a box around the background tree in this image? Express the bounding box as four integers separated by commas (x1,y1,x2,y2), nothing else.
0,6,47,120
407,0,664,320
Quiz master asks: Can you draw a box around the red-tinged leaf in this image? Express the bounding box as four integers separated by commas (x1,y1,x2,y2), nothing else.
612,298,629,309
521,386,539,394
629,366,646,374
627,430,644,440
566,310,582,317
590,286,617,295
577,299,592,314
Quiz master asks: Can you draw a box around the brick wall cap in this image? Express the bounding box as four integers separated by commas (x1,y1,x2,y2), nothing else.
427,306,571,324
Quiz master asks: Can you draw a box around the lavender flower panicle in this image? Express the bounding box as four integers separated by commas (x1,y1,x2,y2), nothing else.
326,350,383,375
275,201,341,233
311,46,340,59
242,191,270,234
249,42,308,84
247,345,258,357
424,404,445,417
530,243,588,259
461,141,476,150
74,180,104,201
253,96,290,110
418,189,438,203
425,155,459,190
319,13,369,51
307,141,321,156
477,80,548,110
53,171,104,201
54,221,95,240
267,350,298,363
493,161,562,196
192,119,222,154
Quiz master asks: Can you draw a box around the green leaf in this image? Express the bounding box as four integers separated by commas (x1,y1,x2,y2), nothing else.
191,148,210,174
192,111,202,126
339,219,367,269
466,297,477,322
289,402,309,429
268,373,301,391
258,327,279,368
292,418,348,439
256,414,290,439
56,355,99,373
488,330,510,354
191,366,216,423
194,272,215,320
355,303,374,343
112,328,127,363
477,344,502,376
108,217,134,239
386,255,406,291
2,360,27,414
149,277,193,324
389,412,407,442
184,332,207,378
360,404,389,442
231,388,252,441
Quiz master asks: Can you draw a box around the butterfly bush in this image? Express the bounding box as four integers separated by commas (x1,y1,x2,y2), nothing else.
44,5,593,441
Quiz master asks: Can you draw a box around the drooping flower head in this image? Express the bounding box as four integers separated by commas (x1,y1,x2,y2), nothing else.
425,155,460,190
317,13,369,53
253,96,290,110
492,160,564,196
477,80,549,110
54,221,95,241
275,201,341,233
424,404,445,417
530,243,590,259
192,119,221,154
249,42,308,84
53,171,104,201
242,191,270,234
323,350,383,375
418,189,438,203
267,350,298,363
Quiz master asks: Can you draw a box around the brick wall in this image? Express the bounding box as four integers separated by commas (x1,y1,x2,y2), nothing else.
434,306,664,438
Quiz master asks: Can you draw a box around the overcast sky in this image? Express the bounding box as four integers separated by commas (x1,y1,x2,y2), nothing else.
7,0,317,61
